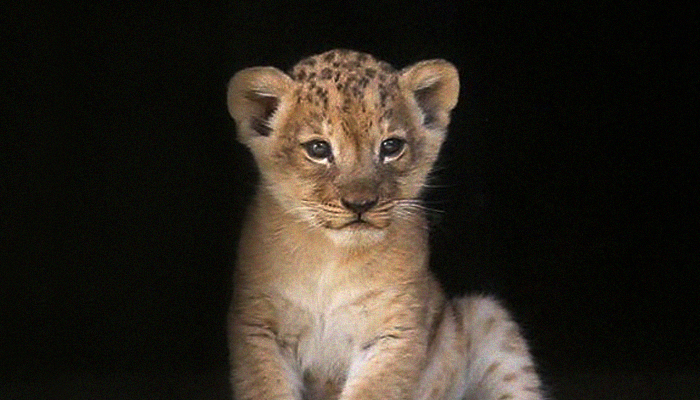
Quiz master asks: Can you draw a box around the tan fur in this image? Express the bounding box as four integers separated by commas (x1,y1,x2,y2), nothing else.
227,50,543,400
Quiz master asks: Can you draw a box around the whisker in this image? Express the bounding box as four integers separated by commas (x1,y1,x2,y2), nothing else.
395,199,444,214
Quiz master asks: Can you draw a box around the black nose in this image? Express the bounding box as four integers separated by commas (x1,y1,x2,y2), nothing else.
341,197,378,214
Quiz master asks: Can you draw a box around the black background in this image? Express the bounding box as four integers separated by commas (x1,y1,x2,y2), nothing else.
3,1,698,398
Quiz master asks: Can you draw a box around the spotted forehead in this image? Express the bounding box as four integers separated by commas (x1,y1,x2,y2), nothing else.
289,49,400,112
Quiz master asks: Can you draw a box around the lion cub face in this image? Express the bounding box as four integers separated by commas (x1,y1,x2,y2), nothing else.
228,50,459,242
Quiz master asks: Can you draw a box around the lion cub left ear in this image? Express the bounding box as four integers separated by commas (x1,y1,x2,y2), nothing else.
399,60,459,131
227,67,294,145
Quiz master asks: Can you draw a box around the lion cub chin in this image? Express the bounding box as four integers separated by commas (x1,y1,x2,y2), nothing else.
226,49,543,400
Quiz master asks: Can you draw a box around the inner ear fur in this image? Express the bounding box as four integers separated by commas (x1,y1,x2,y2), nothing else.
399,60,460,130
227,66,293,142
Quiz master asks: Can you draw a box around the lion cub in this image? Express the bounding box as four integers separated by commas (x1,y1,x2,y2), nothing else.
226,49,543,400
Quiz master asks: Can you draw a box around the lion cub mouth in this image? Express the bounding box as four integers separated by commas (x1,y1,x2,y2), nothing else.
326,215,388,231
322,207,392,231
320,211,391,243
339,216,379,229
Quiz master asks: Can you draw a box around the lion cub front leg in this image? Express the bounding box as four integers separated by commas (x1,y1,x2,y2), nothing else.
229,314,302,400
339,307,427,400
341,337,426,400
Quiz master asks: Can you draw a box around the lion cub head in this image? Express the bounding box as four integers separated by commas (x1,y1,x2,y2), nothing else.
227,50,459,242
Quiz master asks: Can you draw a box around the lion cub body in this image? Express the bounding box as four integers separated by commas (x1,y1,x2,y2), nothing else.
227,50,543,400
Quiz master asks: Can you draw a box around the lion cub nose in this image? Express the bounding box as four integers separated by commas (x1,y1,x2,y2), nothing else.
341,197,378,214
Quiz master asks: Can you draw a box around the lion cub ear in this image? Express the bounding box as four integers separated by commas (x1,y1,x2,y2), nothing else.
399,60,459,131
227,67,294,144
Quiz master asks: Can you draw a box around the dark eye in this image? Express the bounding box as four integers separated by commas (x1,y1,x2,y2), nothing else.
303,140,333,160
379,138,405,160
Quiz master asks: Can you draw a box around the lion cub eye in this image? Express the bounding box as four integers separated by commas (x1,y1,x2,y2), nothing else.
379,138,406,161
303,140,333,161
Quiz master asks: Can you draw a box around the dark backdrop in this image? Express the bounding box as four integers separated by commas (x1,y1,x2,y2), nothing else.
3,1,698,398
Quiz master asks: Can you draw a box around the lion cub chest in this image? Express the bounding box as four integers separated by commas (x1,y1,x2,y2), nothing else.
272,261,376,381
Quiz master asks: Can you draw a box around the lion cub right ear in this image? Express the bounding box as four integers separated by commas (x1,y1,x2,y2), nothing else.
399,60,459,132
227,67,294,144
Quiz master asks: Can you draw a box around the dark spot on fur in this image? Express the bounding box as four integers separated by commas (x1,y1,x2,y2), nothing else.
364,68,376,78
302,58,317,67
379,90,388,107
356,53,368,62
379,62,394,73
359,76,370,88
308,72,316,80
323,52,336,63
321,68,332,79
342,98,352,112
295,69,306,81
